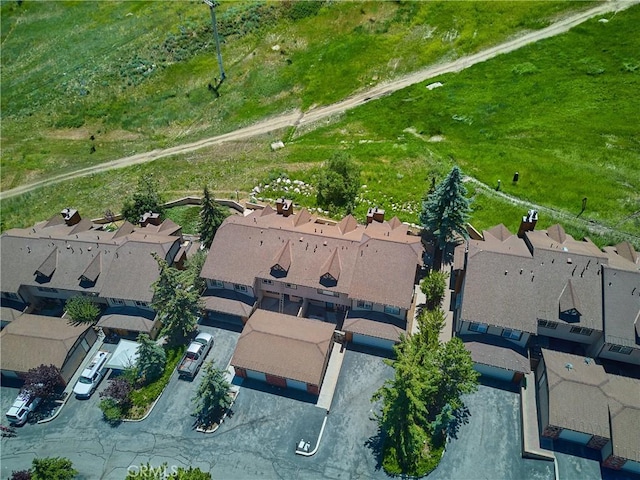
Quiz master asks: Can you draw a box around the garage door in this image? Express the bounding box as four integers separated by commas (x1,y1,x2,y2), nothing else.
622,460,640,475
246,370,266,382
559,429,592,445
352,333,395,351
286,378,308,391
474,363,515,383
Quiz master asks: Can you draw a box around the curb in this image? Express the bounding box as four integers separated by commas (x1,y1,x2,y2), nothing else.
295,413,328,457
122,370,177,423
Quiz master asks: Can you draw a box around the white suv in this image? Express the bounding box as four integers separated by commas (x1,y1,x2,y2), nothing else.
5,391,41,426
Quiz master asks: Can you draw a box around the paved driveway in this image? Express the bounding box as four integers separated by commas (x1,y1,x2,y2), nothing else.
2,343,560,480
428,380,555,480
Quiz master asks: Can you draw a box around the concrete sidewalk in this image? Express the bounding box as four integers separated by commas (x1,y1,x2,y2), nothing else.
521,372,555,462
316,342,346,411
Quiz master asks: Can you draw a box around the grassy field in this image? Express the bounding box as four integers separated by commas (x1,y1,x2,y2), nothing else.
1,0,592,190
2,1,638,248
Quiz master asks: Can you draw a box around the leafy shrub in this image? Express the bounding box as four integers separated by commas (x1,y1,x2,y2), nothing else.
65,296,101,325
99,398,124,423
284,0,324,21
511,62,538,75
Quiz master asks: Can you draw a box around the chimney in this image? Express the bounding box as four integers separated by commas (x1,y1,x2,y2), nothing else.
139,211,162,227
366,206,385,224
517,209,538,238
61,208,81,226
276,198,293,217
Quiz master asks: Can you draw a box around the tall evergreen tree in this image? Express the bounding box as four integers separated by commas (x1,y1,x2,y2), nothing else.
192,363,232,428
198,186,228,249
151,254,201,344
136,333,167,384
420,166,471,250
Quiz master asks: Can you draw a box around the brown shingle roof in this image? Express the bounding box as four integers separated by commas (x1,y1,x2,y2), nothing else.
558,279,581,315
547,224,567,244
485,224,512,242
460,334,530,373
231,310,334,386
320,248,341,283
35,248,57,278
606,375,640,462
542,349,640,462
602,267,640,348
96,308,157,334
201,290,255,318
543,349,610,438
79,252,101,283
614,241,638,265
0,314,91,374
201,210,422,310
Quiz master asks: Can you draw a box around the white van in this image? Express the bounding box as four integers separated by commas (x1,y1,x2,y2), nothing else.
6,391,41,426
73,350,110,398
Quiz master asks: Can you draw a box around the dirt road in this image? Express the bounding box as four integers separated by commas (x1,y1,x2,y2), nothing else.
2,0,637,201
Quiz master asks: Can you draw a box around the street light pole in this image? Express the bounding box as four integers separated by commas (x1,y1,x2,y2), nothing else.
203,0,226,94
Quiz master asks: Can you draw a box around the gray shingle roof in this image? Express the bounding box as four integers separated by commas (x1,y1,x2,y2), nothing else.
460,334,530,373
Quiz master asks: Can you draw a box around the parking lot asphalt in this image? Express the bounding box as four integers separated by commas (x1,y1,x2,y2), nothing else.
428,379,555,480
1,334,599,480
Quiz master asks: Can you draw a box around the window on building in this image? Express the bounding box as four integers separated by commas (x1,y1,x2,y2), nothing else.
3,292,19,300
37,287,58,293
538,319,558,330
317,289,339,297
285,283,297,290
111,298,125,306
262,279,273,285
469,322,488,333
234,284,248,293
608,345,633,355
213,280,224,288
135,301,148,308
501,328,522,341
384,305,400,315
570,326,593,336
357,300,372,310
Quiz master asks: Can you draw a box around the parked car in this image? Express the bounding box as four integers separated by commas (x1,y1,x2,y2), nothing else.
5,391,41,426
73,350,110,398
177,332,214,379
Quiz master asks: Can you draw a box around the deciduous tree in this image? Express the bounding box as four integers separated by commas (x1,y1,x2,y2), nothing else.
122,176,164,225
316,152,360,212
192,363,232,428
198,186,228,249
31,457,77,480
420,166,471,250
22,364,63,399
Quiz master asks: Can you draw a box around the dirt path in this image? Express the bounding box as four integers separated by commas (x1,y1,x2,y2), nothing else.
2,0,637,201
463,176,640,243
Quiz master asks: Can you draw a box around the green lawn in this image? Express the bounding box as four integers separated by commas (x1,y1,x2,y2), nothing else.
2,1,638,248
1,1,593,190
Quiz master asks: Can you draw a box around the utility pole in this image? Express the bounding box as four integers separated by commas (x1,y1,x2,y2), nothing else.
203,0,225,96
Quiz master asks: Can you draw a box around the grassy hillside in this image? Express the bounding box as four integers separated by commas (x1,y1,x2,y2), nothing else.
1,0,592,190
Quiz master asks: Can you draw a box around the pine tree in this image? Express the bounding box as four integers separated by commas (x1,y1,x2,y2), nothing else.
151,254,201,343
136,333,166,384
198,186,228,249
420,166,471,250
192,363,232,428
